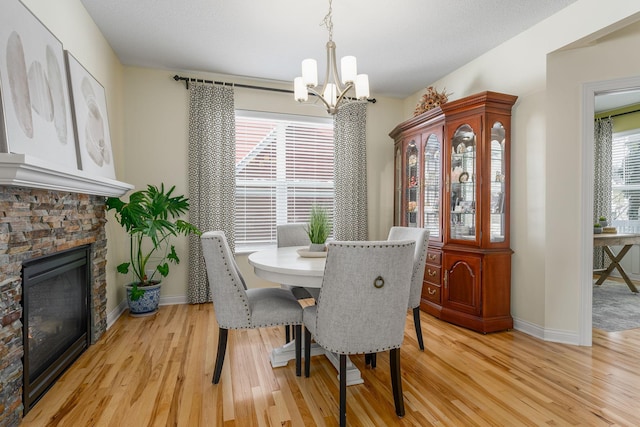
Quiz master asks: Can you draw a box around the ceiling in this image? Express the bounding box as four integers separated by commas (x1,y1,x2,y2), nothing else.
80,0,578,99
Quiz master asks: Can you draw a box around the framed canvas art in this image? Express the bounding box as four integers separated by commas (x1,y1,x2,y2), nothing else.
65,51,115,179
0,0,78,170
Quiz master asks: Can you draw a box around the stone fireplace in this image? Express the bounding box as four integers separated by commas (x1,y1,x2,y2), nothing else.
0,153,132,426
0,186,107,425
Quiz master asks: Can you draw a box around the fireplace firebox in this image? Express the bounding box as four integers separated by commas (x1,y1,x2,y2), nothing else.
21,245,91,414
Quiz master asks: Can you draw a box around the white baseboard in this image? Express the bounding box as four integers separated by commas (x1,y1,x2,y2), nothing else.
513,316,580,346
159,295,188,305
106,299,128,329
105,295,188,330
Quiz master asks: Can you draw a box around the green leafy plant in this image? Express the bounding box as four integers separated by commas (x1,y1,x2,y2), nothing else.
306,205,331,244
106,184,201,300
594,223,602,228
599,216,607,221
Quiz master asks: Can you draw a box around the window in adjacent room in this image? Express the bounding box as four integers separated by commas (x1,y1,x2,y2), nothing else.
612,128,640,228
235,110,334,252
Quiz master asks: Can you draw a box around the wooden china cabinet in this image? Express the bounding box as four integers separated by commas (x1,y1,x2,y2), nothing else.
389,91,517,333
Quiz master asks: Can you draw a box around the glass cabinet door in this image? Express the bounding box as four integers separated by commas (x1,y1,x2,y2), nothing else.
406,140,419,227
490,122,506,242
423,134,441,239
394,146,402,225
449,124,476,240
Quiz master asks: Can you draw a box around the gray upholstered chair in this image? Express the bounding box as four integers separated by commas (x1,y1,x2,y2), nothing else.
387,226,430,350
276,223,310,248
303,240,415,427
276,223,318,343
200,231,303,384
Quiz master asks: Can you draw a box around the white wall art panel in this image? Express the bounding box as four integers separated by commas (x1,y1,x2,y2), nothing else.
65,51,115,179
0,0,77,170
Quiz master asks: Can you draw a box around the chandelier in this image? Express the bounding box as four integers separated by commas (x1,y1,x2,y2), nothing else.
294,0,370,115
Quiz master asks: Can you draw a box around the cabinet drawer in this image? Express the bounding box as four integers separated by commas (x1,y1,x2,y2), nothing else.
422,282,441,304
424,265,441,285
426,250,441,265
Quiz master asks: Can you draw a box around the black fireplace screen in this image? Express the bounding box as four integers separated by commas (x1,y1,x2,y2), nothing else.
21,245,90,414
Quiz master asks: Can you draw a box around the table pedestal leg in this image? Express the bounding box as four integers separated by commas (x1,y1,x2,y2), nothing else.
270,340,364,386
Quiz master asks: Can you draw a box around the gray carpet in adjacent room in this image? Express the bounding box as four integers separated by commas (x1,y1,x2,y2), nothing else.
593,279,640,332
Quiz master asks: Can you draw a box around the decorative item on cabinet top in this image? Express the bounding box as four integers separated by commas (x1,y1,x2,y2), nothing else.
413,86,451,116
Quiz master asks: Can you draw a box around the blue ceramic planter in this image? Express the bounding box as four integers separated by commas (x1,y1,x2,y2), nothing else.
126,282,161,316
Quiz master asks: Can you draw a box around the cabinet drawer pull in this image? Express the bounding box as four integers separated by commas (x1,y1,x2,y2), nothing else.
428,254,437,261
428,269,437,277
428,288,436,295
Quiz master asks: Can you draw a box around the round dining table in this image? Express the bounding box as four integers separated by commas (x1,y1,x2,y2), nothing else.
247,245,364,386
248,245,326,288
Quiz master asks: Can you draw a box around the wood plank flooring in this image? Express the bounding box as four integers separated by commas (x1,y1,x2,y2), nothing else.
21,302,640,426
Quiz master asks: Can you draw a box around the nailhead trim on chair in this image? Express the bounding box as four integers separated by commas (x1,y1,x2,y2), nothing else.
214,236,251,327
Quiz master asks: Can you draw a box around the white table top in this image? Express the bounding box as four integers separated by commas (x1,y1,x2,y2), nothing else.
247,246,326,288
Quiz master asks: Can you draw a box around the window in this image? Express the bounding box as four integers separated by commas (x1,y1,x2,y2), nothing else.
611,129,640,226
235,111,334,252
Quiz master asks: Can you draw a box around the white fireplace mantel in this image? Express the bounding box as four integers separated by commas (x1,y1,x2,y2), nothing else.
0,153,133,197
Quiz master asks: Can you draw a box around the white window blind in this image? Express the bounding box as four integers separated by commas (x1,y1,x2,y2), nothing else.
235,111,334,251
611,129,640,224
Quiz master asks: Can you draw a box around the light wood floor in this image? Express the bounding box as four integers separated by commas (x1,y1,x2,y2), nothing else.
22,302,640,426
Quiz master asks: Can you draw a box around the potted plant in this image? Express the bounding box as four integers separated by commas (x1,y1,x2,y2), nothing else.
594,223,602,234
599,216,608,227
306,205,331,252
106,184,201,316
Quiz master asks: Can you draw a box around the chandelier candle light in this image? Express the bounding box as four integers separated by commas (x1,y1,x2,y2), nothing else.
294,0,369,115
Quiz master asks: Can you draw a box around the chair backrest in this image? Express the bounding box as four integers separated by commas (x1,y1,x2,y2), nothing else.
277,223,310,248
313,240,415,355
201,230,252,329
387,227,430,310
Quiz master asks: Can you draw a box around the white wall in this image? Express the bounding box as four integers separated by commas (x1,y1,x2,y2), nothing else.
401,0,640,341
546,20,640,336
121,66,404,297
22,0,126,315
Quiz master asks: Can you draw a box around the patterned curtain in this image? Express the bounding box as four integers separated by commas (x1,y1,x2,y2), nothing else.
187,84,236,304
333,102,368,240
594,117,613,269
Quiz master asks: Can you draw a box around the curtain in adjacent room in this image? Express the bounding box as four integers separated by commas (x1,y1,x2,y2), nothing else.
593,117,613,269
187,83,236,304
333,102,368,240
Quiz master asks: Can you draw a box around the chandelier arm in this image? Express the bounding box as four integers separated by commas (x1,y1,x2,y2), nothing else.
315,41,333,103
306,86,334,111
334,83,355,108
327,41,345,92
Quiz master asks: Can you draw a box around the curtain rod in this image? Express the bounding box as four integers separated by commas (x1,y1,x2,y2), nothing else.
609,108,640,119
172,74,376,104
596,108,640,119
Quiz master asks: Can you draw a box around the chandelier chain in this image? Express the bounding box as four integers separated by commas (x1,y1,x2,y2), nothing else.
320,0,334,41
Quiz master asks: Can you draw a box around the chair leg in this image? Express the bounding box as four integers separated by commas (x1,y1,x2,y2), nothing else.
304,326,312,377
389,348,405,417
365,352,376,368
212,327,228,384
295,325,302,377
413,307,425,351
340,354,347,427
285,325,291,343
